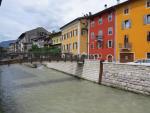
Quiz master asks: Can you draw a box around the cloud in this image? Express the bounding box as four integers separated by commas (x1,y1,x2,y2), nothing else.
0,0,127,42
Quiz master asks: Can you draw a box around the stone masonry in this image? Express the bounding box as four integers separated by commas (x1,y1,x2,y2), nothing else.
102,63,150,95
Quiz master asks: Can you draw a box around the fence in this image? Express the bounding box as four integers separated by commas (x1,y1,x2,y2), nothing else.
0,52,87,65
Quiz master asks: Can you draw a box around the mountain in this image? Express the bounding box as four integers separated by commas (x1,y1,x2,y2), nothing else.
0,40,16,48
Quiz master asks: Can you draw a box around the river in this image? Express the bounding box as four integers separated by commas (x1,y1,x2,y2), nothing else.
0,64,150,113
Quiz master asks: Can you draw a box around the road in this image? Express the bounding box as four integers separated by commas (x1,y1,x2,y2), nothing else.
0,64,150,113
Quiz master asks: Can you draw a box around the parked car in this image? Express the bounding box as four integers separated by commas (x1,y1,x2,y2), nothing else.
127,59,150,66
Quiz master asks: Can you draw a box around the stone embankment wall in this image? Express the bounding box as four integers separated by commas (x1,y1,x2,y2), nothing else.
102,63,150,95
45,60,150,95
46,60,100,82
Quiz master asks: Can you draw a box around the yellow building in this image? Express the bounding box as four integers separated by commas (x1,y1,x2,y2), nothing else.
116,0,150,63
60,17,88,56
50,31,62,49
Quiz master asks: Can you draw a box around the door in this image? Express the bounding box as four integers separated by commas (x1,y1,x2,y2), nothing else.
120,53,134,63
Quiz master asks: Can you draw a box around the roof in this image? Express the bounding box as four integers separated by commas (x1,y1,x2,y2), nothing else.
49,31,61,37
18,33,26,40
60,17,85,29
89,0,129,18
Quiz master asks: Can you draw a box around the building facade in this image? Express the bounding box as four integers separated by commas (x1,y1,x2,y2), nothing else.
8,43,15,53
60,17,88,57
51,31,62,49
17,27,49,52
116,0,150,63
88,8,115,62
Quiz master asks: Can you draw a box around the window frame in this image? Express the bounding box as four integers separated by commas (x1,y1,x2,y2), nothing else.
108,13,113,22
107,40,113,48
91,21,95,27
91,43,94,49
147,53,150,59
108,27,113,35
97,41,103,49
124,7,129,15
91,32,95,39
122,19,131,29
98,17,103,25
146,0,150,8
147,31,150,41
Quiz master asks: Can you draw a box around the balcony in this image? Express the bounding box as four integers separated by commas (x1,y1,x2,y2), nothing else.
119,43,132,52
96,35,103,41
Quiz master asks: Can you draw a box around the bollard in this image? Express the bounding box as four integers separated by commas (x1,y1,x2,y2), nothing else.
99,60,104,84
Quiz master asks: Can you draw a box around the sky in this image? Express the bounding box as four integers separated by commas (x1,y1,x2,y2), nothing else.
0,0,127,42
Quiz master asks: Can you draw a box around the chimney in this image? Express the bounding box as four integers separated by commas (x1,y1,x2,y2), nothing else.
89,12,92,16
117,0,120,4
104,4,107,9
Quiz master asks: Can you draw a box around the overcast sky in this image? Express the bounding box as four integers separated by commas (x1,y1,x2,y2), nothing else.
0,0,127,42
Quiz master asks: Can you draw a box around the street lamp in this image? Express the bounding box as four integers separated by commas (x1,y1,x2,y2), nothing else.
0,0,2,6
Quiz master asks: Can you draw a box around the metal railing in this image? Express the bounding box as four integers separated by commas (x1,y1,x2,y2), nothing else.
119,43,132,50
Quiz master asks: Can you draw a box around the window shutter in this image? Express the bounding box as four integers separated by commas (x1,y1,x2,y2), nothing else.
122,21,124,30
144,15,147,25
129,20,132,28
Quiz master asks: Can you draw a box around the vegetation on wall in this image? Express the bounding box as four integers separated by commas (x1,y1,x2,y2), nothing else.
29,45,61,55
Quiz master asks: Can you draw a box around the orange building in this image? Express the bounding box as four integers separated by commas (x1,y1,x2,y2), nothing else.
115,0,150,62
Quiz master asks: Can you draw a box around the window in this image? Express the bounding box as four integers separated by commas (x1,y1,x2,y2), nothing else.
98,18,103,24
97,42,102,48
64,34,66,40
144,14,150,24
62,35,64,40
73,30,74,36
108,27,113,35
124,35,129,48
74,42,78,49
67,44,69,50
68,33,70,38
124,7,129,14
147,0,150,8
107,40,113,48
69,43,72,51
64,45,65,50
91,43,94,49
91,21,95,27
147,31,150,41
81,29,86,35
73,43,74,50
98,30,103,36
147,53,150,59
91,32,95,39
108,13,112,22
122,20,131,29
74,29,78,36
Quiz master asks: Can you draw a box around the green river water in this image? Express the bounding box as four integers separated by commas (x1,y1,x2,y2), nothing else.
0,64,150,113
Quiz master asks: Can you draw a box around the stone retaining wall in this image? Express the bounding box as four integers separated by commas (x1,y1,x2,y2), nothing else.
45,60,150,95
102,63,150,95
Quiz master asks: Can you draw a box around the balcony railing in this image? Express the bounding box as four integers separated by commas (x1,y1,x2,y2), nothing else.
119,43,132,51
96,35,103,41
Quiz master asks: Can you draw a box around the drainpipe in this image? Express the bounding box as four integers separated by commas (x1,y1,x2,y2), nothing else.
87,20,90,59
77,21,81,56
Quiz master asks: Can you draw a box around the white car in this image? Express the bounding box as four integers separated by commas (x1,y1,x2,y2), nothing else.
127,59,150,66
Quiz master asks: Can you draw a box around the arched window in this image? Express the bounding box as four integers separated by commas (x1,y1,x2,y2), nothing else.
107,55,113,62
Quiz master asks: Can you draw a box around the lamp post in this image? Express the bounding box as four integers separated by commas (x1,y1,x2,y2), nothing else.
0,0,2,6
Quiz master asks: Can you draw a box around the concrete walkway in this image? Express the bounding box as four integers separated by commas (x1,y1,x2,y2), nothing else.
0,64,150,113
